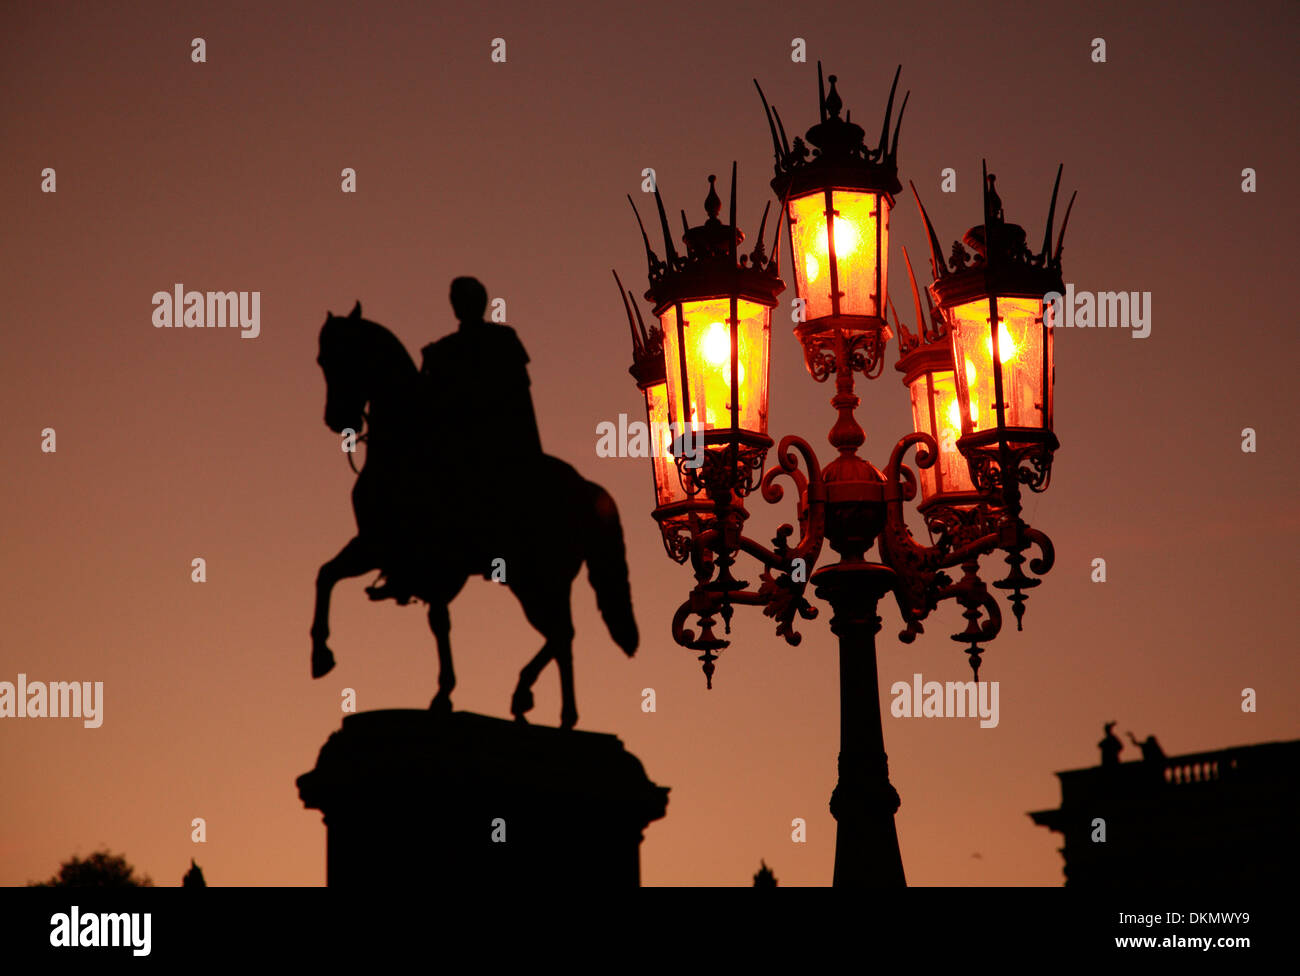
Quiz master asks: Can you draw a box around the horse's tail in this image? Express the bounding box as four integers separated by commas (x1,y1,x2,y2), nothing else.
584,481,638,657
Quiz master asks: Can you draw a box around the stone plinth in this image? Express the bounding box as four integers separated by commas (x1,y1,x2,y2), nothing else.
297,710,669,887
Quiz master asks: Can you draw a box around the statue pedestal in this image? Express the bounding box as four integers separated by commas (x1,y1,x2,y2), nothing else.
297,710,669,887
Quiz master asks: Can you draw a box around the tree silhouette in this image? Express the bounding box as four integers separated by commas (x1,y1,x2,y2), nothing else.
28,850,153,887
753,860,778,887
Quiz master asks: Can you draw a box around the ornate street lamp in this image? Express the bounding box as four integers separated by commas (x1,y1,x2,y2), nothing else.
757,65,903,385
927,164,1072,505
631,165,783,497
909,165,1075,629
622,165,784,666
617,66,1073,888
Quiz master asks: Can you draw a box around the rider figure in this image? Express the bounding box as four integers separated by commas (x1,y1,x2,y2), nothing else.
420,277,544,570
366,277,544,604
422,277,542,453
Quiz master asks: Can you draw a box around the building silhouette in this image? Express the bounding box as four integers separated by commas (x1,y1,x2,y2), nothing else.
1030,731,1300,888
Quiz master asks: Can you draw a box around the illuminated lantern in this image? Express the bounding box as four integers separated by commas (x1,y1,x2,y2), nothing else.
920,164,1075,498
892,245,978,509
614,269,709,562
628,165,784,501
757,65,906,377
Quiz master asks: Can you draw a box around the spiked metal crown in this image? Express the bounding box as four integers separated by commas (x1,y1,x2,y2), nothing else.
756,64,908,200
915,163,1077,308
628,163,784,316
612,269,665,389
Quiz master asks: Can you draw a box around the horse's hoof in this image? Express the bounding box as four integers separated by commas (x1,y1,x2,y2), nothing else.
560,710,578,731
510,688,534,718
429,694,452,717
311,643,336,679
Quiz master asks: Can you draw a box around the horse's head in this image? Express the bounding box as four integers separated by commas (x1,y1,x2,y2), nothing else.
318,301,369,434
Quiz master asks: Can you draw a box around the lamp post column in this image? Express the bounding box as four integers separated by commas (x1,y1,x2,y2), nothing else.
815,561,907,888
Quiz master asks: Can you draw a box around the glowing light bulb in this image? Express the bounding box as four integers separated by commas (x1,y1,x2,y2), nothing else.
946,397,964,433
831,216,857,256
700,320,744,390
805,252,820,283
963,359,980,425
703,321,730,366
985,320,1017,361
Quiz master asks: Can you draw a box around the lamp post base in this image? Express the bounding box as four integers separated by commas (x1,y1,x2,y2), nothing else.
813,561,907,888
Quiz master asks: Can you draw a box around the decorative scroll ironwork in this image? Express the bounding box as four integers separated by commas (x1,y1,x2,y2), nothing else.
675,442,770,502
664,411,1057,682
968,443,1055,496
800,329,889,381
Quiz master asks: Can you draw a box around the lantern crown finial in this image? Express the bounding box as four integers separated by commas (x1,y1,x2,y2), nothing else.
704,174,721,221
681,171,741,261
963,166,1029,267
824,73,843,119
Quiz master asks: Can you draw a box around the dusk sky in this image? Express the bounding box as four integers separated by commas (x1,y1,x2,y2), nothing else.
2,0,1296,886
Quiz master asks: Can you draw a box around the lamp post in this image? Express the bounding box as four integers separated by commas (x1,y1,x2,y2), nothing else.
616,66,1073,887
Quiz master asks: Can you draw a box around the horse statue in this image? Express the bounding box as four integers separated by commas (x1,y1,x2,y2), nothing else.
309,302,638,730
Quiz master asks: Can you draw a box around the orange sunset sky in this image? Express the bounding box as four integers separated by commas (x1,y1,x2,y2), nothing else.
2,0,1297,885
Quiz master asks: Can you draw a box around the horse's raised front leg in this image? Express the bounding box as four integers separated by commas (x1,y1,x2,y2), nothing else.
311,536,378,678
428,602,454,715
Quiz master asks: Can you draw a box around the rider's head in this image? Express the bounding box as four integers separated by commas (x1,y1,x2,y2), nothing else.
450,277,488,326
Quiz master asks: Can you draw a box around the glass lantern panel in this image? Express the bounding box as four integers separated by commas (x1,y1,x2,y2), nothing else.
908,370,975,501
1044,303,1055,431
949,296,1049,436
787,192,834,321
662,297,771,439
908,374,938,501
929,369,975,493
833,190,884,319
657,303,682,427
643,381,688,508
881,197,889,321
